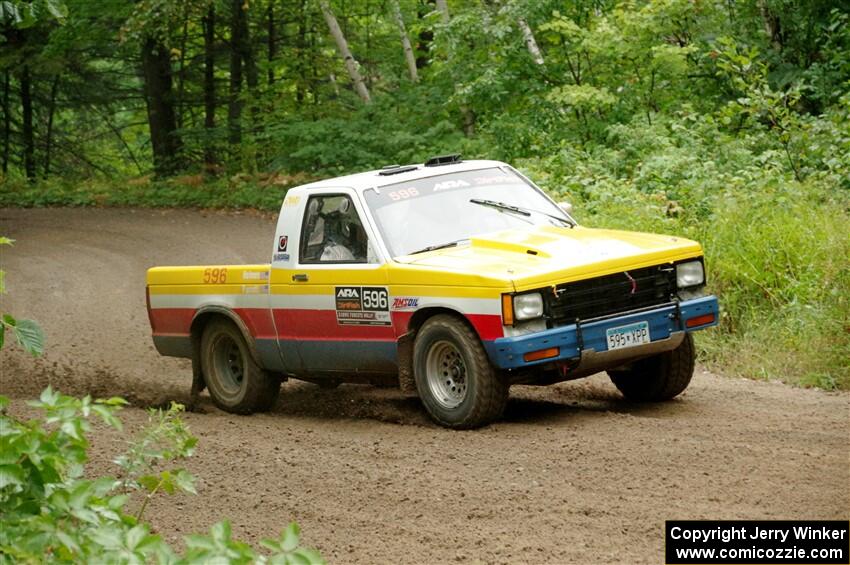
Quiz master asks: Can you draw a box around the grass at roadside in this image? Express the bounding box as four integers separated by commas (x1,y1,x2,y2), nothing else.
0,173,308,211
2,172,848,390
559,180,850,391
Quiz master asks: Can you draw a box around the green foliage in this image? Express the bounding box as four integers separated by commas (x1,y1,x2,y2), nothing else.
0,238,45,355
0,388,325,564
1,316,44,356
0,174,298,210
0,0,67,29
113,401,198,521
517,109,850,389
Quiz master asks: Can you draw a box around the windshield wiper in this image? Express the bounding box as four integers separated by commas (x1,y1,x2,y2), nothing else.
470,198,531,216
469,198,576,228
408,239,466,255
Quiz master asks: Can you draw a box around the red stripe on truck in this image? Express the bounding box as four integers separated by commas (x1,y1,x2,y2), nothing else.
273,309,504,341
149,307,505,342
150,307,277,339
390,311,504,341
149,308,195,335
232,308,277,339
272,309,397,341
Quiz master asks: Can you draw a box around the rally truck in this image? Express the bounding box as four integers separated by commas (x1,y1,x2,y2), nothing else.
146,155,718,429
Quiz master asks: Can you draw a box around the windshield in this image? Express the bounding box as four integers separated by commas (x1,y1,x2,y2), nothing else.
364,167,571,257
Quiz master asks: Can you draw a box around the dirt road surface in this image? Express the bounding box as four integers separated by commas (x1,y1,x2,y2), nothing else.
2,208,848,564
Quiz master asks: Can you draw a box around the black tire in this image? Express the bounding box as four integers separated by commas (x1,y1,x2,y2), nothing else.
200,318,280,414
413,315,507,429
608,333,695,402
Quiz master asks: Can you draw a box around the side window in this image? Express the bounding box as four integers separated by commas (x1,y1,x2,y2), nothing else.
299,194,371,264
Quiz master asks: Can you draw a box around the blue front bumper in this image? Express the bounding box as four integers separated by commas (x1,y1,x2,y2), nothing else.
483,295,719,370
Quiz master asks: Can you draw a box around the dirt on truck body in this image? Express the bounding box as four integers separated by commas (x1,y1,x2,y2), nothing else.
1,207,848,564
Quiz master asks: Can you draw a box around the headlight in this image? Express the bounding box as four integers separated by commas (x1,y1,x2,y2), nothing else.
513,292,544,321
676,260,705,288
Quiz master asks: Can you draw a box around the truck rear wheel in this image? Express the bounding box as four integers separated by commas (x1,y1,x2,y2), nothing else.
413,315,507,429
608,333,695,402
200,318,280,414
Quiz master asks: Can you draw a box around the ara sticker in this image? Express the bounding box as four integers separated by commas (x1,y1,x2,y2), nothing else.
433,179,471,191
335,286,391,326
391,297,419,310
278,235,288,252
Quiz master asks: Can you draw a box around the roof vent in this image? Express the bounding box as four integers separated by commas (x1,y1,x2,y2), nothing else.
424,153,462,167
378,165,418,176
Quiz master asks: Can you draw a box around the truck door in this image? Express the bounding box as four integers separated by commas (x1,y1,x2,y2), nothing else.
272,189,395,374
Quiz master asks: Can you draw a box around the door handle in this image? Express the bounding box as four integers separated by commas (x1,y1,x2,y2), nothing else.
292,273,309,282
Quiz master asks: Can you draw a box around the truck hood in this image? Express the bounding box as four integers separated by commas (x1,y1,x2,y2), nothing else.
394,225,703,291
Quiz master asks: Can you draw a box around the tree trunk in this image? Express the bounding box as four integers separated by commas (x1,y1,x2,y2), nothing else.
141,36,182,177
435,0,450,24
203,5,217,168
309,11,320,112
228,0,244,145
296,0,307,104
462,105,475,136
319,0,371,103
44,75,60,178
757,0,782,51
176,10,189,129
20,64,35,181
267,1,276,85
415,1,434,70
389,0,418,82
230,0,258,144
2,71,9,174
431,1,474,136
518,18,544,65
241,11,258,92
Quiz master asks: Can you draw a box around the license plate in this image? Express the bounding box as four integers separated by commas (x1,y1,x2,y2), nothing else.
605,321,650,351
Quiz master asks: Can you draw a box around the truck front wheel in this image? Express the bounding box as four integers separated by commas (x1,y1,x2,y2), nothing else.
608,332,695,402
200,319,280,414
413,315,507,429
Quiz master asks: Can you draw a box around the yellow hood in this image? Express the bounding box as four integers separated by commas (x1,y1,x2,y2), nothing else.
394,225,703,291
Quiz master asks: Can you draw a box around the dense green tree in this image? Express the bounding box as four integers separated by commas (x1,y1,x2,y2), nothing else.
0,0,845,180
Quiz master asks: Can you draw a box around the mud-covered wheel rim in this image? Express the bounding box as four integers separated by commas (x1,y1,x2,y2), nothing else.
211,333,245,398
425,340,468,409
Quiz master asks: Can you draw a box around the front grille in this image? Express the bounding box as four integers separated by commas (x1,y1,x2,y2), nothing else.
545,265,677,326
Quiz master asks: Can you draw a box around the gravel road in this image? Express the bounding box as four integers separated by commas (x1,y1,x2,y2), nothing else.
2,207,848,564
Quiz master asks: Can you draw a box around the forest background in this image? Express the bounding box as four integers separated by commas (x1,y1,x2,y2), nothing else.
1,0,848,387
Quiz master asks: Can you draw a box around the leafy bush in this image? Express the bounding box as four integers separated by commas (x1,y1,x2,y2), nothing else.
0,237,45,356
0,388,324,564
517,110,850,389
0,175,295,211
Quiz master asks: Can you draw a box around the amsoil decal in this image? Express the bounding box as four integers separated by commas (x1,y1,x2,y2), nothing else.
278,235,288,252
335,286,391,326
391,297,419,310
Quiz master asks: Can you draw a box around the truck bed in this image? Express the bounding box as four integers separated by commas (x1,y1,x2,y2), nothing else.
146,264,273,360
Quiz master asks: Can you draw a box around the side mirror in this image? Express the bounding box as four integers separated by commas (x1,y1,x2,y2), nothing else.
558,201,573,216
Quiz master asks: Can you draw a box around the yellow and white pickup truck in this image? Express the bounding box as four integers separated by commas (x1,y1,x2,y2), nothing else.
146,155,718,428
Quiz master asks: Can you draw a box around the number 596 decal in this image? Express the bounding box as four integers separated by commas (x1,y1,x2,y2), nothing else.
362,287,388,310
334,286,391,326
203,267,227,284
